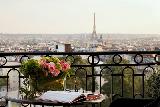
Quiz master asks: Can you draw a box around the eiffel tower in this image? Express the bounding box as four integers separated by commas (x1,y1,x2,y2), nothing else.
91,13,98,41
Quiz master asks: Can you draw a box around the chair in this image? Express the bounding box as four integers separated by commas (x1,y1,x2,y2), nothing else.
109,98,157,107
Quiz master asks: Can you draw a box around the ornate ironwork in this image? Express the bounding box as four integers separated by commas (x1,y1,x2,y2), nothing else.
0,51,160,107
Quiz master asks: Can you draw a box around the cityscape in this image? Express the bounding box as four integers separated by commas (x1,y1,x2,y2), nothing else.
1,0,160,107
1,32,160,107
0,33,160,53
1,14,160,52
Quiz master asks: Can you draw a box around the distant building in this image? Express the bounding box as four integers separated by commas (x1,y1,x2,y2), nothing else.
89,13,102,49
95,45,103,52
53,44,72,52
155,47,160,51
65,44,72,52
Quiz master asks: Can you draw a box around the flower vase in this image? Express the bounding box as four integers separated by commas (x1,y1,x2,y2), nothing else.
63,76,66,91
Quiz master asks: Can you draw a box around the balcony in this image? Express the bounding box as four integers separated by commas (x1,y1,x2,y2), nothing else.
0,51,160,107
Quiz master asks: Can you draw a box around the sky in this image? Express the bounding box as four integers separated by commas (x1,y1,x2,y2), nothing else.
0,0,160,34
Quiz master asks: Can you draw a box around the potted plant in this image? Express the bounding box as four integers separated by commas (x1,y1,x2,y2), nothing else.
20,56,71,99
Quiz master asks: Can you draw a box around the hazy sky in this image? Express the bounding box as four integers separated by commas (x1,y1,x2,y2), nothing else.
0,0,160,34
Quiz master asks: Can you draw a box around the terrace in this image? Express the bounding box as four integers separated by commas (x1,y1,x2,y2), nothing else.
0,51,160,107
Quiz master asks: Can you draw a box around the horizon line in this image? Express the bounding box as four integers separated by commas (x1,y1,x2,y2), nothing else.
0,33,160,35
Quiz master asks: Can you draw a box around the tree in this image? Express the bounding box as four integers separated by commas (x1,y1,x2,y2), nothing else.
146,70,160,98
66,55,98,91
0,78,7,87
101,56,141,107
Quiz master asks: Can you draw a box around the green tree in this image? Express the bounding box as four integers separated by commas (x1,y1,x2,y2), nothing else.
146,69,160,99
101,57,142,107
101,56,141,107
0,78,7,87
66,55,99,91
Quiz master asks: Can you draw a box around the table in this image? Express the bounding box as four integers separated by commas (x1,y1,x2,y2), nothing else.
6,91,105,107
6,97,105,107
6,97,83,106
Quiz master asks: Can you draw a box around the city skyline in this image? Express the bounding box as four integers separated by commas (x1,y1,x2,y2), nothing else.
0,0,160,34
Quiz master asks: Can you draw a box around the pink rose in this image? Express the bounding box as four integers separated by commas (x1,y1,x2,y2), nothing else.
60,60,70,72
50,69,60,77
48,62,56,72
39,60,49,69
47,63,60,77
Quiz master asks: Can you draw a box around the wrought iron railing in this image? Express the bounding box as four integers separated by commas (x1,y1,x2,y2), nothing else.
0,51,160,107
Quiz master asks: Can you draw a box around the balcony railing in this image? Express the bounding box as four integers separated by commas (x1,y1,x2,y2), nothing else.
0,51,160,107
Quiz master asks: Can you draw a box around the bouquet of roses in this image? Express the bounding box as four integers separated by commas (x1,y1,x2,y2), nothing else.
20,56,71,99
39,57,71,77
